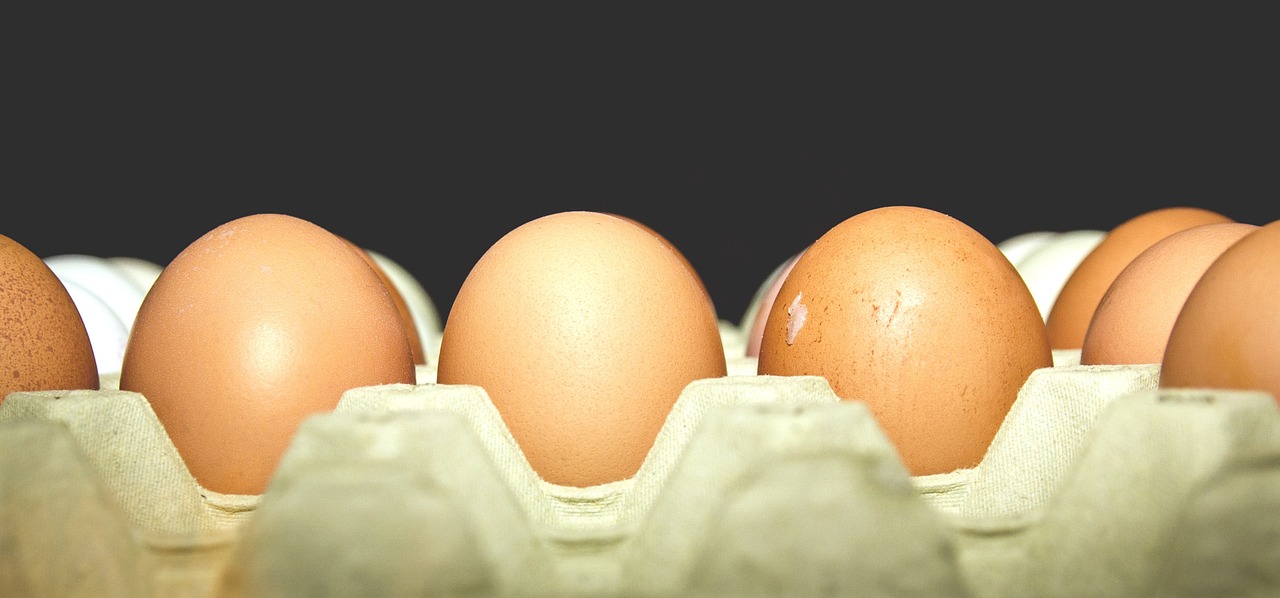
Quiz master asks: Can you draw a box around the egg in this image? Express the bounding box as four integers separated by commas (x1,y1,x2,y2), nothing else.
1,234,99,402
1045,206,1234,350
44,253,147,333
756,206,1052,476
996,230,1057,266
119,213,417,495
1159,219,1280,405
744,249,804,358
435,211,727,487
1080,222,1258,366
106,256,164,297
366,249,444,363
343,239,427,366
1012,230,1106,321
60,278,130,376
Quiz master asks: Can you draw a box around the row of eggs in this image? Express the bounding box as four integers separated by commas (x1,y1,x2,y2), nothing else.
3,207,1277,497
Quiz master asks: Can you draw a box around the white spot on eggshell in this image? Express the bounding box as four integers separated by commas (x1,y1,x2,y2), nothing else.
785,292,806,345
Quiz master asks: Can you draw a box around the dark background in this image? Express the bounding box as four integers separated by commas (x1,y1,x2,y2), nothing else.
9,14,1277,327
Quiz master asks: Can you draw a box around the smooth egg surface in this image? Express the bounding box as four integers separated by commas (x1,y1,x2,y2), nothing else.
1160,219,1280,405
1081,222,1258,366
1045,206,1234,350
119,213,416,495
436,211,727,487
756,206,1052,476
1,234,99,401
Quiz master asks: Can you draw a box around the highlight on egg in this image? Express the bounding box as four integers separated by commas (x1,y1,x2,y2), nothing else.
756,206,1053,476
435,210,728,487
118,213,417,495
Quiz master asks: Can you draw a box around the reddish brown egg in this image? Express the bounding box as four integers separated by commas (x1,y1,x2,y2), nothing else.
1045,206,1234,350
1,234,99,402
119,214,416,495
757,206,1052,476
1160,219,1280,405
436,211,727,487
1080,222,1257,365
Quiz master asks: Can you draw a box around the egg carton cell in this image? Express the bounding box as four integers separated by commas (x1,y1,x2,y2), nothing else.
2,373,1279,596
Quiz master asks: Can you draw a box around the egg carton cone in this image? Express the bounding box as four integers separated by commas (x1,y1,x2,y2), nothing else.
3,368,1279,596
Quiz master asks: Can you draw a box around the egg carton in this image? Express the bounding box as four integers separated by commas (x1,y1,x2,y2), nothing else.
3,360,1279,597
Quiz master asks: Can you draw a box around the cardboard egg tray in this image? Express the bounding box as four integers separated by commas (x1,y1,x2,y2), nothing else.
3,325,1279,597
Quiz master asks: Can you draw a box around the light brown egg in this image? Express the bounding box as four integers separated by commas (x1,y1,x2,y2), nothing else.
1,234,99,402
119,214,416,495
435,211,727,487
1160,219,1280,405
1080,222,1258,366
757,206,1052,476
606,213,716,318
1045,206,1234,350
343,239,427,365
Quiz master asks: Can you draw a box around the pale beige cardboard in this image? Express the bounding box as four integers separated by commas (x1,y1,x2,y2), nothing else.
3,367,1278,596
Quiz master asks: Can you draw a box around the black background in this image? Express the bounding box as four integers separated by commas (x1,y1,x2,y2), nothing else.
9,13,1277,327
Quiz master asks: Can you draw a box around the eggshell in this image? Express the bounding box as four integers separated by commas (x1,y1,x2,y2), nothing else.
744,250,803,358
1081,222,1258,366
106,256,164,296
1014,230,1106,321
118,213,417,495
1045,207,1234,350
44,253,146,332
366,249,443,362
61,278,130,376
343,240,427,366
1160,219,1280,405
2,235,99,400
435,211,727,487
756,206,1052,476
996,230,1057,266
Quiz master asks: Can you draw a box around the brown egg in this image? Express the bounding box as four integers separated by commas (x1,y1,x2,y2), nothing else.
1045,206,1234,350
436,211,727,487
119,214,416,495
757,206,1052,476
1160,219,1280,405
343,239,427,365
606,213,716,318
1,234,99,402
1080,222,1258,366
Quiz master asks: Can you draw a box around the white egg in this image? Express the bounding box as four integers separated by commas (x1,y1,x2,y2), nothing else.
44,254,146,331
106,256,164,296
366,249,443,362
60,279,129,375
997,231,1058,266
1014,230,1106,321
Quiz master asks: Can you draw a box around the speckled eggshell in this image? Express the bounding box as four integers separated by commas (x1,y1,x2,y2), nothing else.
756,206,1052,476
119,214,417,495
1,234,99,401
435,211,727,487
